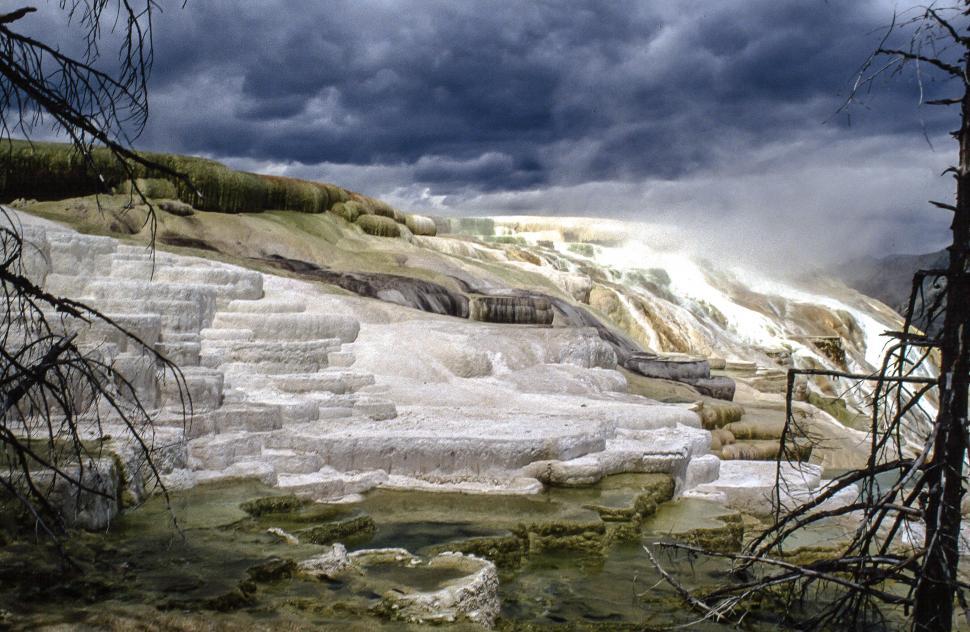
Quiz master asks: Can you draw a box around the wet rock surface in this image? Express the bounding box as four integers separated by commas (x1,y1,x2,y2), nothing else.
468,294,554,325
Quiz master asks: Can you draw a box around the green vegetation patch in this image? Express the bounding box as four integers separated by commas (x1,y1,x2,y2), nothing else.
674,513,745,553
632,476,676,515
488,235,528,246
697,401,747,429
239,494,309,517
361,197,401,222
512,518,608,554
0,139,375,216
298,515,377,545
723,419,787,441
426,534,524,568
325,184,349,205
521,528,605,555
0,140,133,201
808,391,868,429
263,174,328,212
148,155,296,213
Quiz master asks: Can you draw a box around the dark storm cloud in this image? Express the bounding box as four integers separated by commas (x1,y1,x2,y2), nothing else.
123,0,944,184
14,1,964,258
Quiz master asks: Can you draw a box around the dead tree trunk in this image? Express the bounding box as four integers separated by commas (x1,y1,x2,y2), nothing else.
644,7,970,630
912,44,970,632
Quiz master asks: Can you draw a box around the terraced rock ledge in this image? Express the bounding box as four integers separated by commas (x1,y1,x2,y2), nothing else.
12,210,816,534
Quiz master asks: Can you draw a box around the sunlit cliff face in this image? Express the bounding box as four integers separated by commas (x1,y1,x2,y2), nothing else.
485,216,939,450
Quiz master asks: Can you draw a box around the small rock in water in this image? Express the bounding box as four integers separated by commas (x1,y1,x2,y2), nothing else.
267,527,299,544
298,543,351,578
246,557,297,583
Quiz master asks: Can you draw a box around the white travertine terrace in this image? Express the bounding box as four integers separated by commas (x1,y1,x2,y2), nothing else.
10,209,833,521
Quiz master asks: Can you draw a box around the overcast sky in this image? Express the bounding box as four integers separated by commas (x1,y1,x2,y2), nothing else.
23,1,968,262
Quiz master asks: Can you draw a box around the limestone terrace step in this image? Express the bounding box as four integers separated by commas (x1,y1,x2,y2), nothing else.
265,417,606,477
210,312,359,344
199,338,340,368
276,468,388,500
224,298,307,313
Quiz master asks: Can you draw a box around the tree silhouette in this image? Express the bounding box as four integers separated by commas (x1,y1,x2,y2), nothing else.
0,2,187,540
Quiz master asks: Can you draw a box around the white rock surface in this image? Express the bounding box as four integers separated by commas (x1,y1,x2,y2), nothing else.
10,209,716,502
298,543,350,576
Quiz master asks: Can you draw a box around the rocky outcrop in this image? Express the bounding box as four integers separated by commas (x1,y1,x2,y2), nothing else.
25,459,120,531
799,335,847,367
261,250,731,397
547,295,647,361
297,543,352,577
522,425,713,490
330,200,363,222
833,248,948,337
295,542,503,626
0,139,361,215
687,377,737,400
158,199,195,216
330,201,434,239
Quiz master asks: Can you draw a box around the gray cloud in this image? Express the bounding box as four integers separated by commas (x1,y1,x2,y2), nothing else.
14,0,965,259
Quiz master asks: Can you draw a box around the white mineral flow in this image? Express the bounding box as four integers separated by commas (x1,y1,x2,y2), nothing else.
8,209,719,515
489,215,938,456
8,205,939,526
